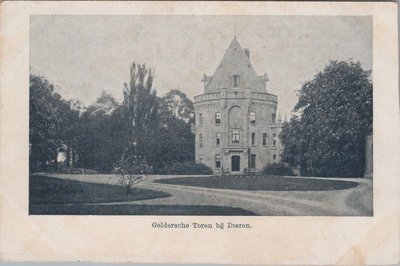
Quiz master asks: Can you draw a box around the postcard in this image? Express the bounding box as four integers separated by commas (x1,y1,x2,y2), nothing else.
0,1,398,264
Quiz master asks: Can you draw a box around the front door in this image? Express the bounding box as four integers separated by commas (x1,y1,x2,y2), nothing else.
231,156,240,172
250,154,256,169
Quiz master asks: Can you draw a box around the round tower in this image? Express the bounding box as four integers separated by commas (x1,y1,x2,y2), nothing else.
194,36,281,174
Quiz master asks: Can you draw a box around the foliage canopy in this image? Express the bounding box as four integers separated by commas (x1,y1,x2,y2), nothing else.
280,60,372,177
29,62,196,174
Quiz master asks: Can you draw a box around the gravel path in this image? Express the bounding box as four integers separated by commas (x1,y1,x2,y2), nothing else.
36,174,372,216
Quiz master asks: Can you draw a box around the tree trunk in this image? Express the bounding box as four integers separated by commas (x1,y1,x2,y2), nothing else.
71,147,75,168
66,146,71,167
54,155,58,173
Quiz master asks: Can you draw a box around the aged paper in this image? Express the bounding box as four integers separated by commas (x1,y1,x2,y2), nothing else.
0,1,399,264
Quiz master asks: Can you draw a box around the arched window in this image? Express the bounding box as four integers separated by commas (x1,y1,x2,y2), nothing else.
199,134,203,148
273,133,277,146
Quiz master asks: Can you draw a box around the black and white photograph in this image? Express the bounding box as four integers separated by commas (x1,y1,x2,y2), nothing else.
29,15,373,216
2,1,400,264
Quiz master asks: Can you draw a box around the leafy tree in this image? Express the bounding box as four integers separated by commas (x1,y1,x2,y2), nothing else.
143,90,195,173
75,92,123,173
29,66,197,175
162,89,194,123
280,60,372,177
280,115,303,167
29,74,63,172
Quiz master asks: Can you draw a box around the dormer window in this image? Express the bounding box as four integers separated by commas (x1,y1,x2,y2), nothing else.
233,75,240,87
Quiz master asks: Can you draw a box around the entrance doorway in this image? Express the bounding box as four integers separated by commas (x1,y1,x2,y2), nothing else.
250,154,256,169
231,156,240,172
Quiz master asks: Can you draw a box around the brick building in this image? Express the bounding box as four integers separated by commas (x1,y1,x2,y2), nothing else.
194,36,283,174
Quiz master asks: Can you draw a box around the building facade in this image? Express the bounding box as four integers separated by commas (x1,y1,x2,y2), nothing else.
364,131,373,178
194,36,283,174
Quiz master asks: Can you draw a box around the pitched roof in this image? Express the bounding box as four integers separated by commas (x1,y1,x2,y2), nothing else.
203,36,267,93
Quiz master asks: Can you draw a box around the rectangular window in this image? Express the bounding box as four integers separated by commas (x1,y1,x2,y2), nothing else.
251,132,255,145
199,155,203,162
232,130,240,143
273,154,277,163
250,154,256,169
215,155,221,169
215,112,221,125
263,133,267,146
250,112,256,125
273,133,277,146
233,75,240,87
272,113,276,123
216,133,221,146
199,134,203,148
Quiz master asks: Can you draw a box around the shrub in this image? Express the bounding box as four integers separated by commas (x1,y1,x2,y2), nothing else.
262,163,294,176
166,161,213,175
57,165,98,174
114,154,152,194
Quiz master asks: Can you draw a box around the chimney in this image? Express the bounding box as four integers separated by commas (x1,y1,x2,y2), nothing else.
244,48,250,59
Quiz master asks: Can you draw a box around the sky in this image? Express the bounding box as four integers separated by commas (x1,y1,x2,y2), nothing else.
30,15,372,117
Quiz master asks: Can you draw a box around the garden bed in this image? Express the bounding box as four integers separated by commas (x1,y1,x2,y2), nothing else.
154,175,359,191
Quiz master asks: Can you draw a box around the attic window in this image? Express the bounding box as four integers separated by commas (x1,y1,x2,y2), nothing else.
233,75,240,87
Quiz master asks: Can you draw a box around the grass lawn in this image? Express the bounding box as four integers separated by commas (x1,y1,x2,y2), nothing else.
154,175,359,191
30,175,171,206
29,204,257,215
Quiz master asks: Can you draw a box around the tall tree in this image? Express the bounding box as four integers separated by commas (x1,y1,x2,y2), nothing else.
280,60,372,177
29,74,63,172
122,63,158,160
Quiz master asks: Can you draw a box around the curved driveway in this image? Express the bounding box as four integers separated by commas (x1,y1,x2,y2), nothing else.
44,174,372,216
138,176,371,215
